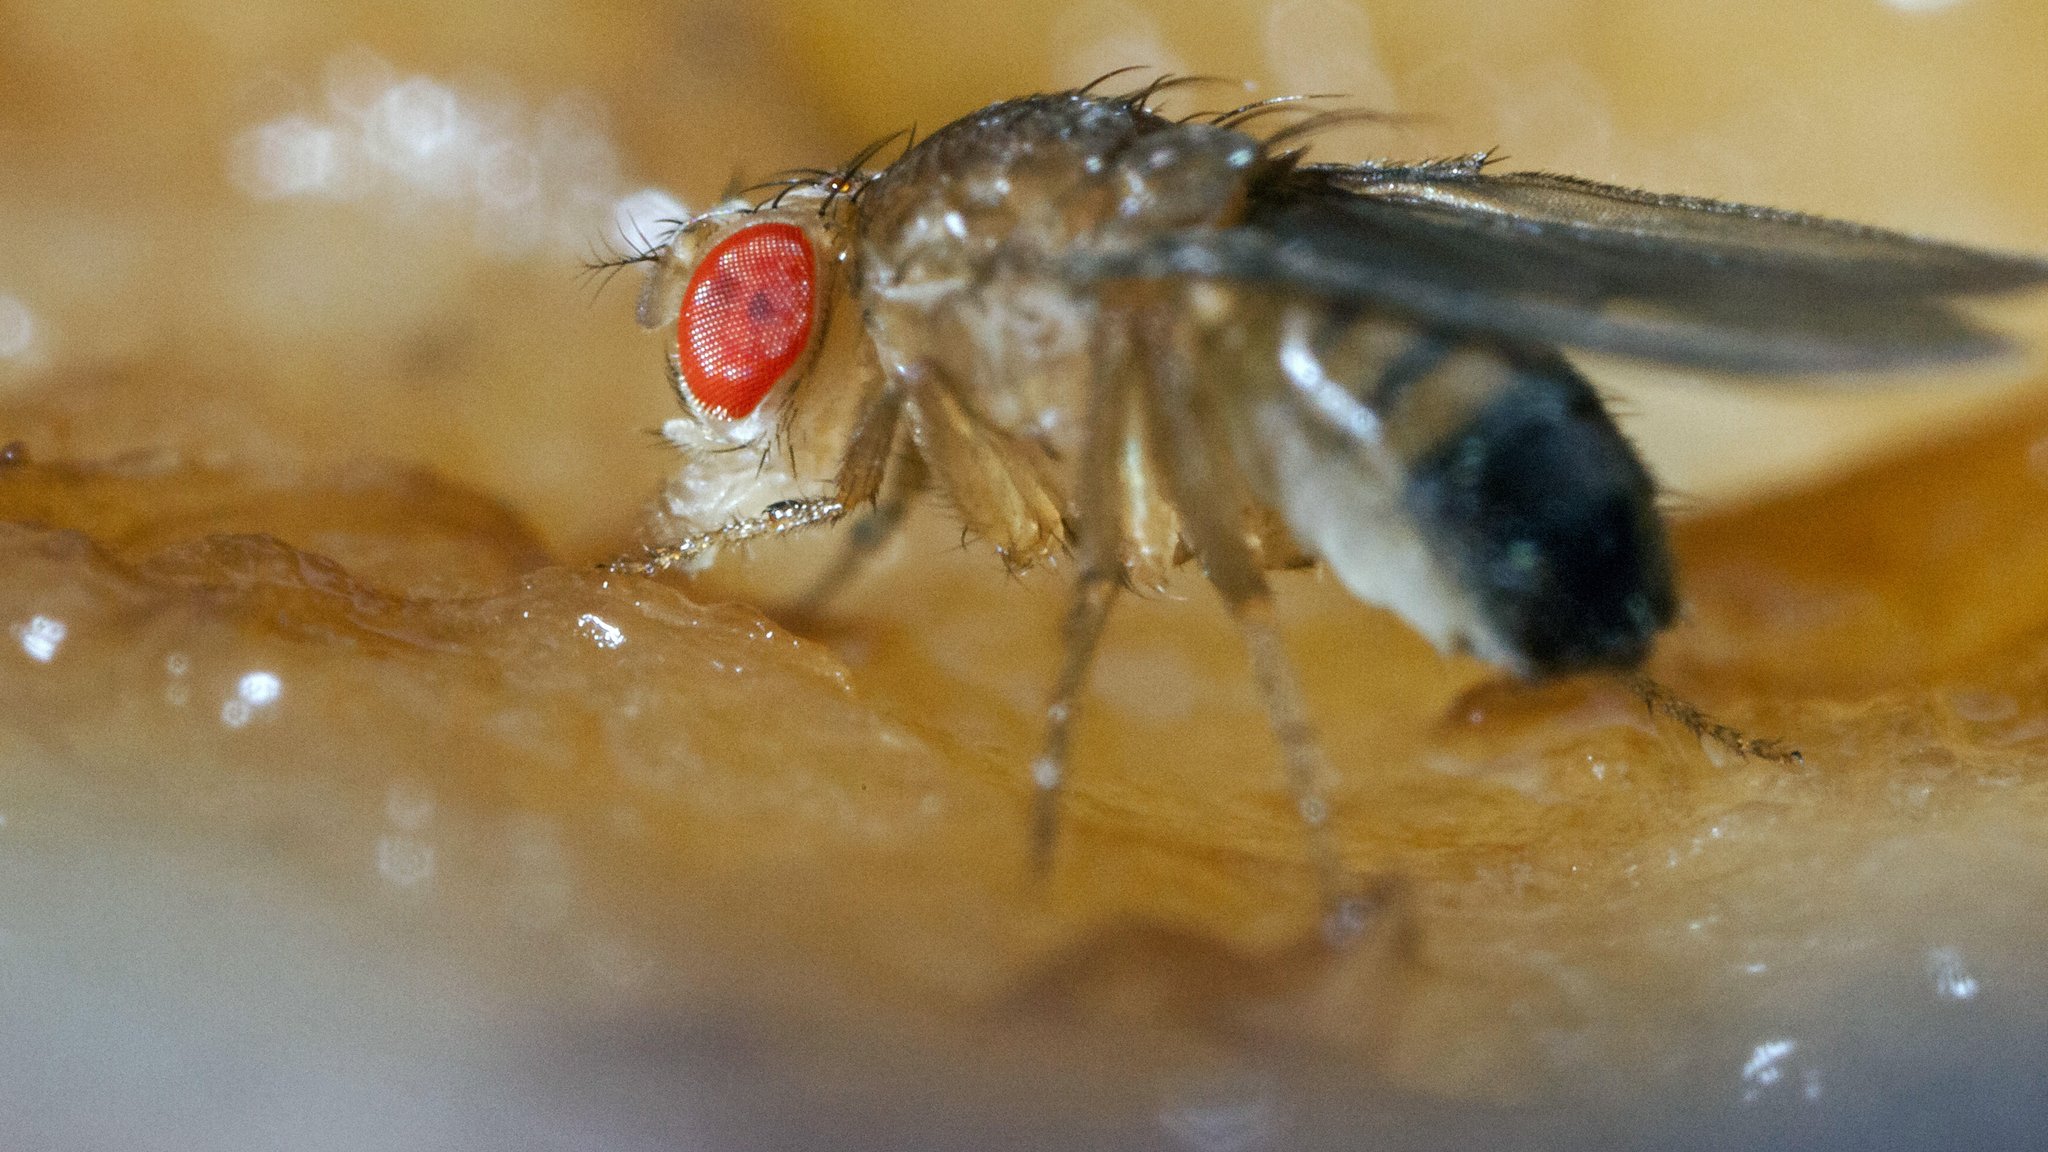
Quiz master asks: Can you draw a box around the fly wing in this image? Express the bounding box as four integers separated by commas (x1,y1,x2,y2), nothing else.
1317,166,2048,293
1078,162,2048,374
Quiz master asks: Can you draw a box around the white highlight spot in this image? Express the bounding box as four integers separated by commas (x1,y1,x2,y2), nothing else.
238,670,282,705
164,652,190,705
230,49,632,263
222,670,282,727
1740,1038,1794,1097
1885,0,1965,11
1928,946,1981,1001
577,613,626,649
1032,757,1062,790
1739,1037,1820,1104
374,76,461,165
241,115,343,198
15,615,65,663
0,294,38,359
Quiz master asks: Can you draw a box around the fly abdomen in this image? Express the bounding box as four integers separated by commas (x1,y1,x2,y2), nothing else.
1398,343,1675,676
1233,302,1673,678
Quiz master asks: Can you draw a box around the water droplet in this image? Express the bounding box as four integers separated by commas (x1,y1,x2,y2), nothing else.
1740,1037,1795,1101
1927,945,1982,1001
222,670,282,727
1738,1036,1821,1105
238,670,282,705
576,612,625,649
14,615,65,663
372,76,462,168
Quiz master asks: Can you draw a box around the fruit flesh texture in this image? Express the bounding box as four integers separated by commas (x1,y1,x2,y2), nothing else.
11,393,2048,1145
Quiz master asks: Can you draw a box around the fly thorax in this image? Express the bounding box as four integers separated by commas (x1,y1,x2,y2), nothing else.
932,272,1097,450
856,98,1144,313
1105,122,1262,234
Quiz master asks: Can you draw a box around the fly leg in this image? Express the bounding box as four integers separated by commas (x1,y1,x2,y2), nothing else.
781,455,926,626
1139,307,1371,946
776,393,916,621
1624,673,1804,765
1028,576,1118,876
606,497,848,575
610,390,906,579
1029,343,1132,876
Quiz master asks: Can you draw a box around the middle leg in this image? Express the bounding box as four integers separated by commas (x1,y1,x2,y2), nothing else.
781,454,927,627
1138,307,1371,944
1028,339,1134,877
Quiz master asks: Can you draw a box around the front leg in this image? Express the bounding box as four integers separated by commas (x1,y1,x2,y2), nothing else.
781,453,927,624
609,390,908,577
606,496,850,576
898,361,1068,572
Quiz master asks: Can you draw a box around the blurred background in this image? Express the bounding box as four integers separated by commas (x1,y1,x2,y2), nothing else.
6,1,2048,1149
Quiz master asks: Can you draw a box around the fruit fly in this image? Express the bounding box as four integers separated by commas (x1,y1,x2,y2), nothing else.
602,75,2048,932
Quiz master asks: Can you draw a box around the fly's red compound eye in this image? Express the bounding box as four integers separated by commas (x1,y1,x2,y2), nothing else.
677,222,818,420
